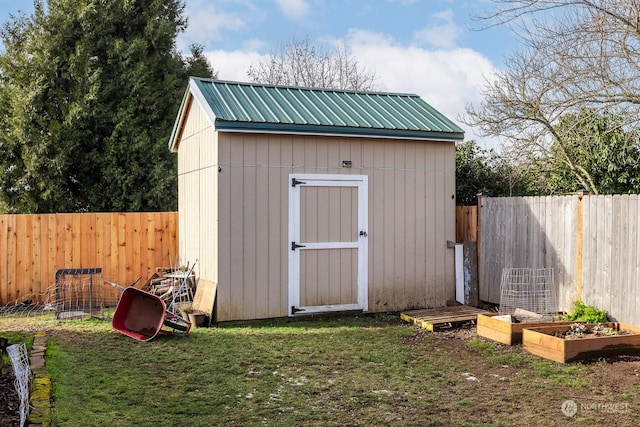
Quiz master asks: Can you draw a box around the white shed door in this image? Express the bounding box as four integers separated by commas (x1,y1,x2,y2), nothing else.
288,174,368,316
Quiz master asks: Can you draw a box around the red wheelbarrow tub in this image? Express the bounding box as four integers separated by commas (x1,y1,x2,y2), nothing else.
112,287,189,342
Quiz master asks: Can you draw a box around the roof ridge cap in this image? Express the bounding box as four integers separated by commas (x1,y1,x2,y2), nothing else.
190,77,418,97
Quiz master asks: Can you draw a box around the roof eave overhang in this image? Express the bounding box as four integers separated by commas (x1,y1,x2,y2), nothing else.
169,78,219,152
214,121,464,142
168,89,192,152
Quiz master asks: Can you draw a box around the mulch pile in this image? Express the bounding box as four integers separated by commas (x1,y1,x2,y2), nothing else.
0,367,20,427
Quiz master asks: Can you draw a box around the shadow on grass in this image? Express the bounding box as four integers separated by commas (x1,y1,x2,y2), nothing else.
214,311,405,330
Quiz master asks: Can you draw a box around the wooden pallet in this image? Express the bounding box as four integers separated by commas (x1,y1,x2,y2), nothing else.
400,306,490,331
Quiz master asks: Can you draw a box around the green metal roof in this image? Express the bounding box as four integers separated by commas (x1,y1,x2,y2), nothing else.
169,78,464,150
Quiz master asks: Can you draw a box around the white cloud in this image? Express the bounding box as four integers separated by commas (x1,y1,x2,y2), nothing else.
204,49,269,82
178,0,263,51
343,29,497,144
241,38,270,52
274,0,310,21
414,9,463,49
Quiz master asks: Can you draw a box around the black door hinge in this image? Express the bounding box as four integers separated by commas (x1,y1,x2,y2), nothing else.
291,242,306,251
292,177,306,187
291,306,305,315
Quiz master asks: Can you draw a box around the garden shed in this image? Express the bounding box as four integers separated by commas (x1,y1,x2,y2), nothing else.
168,77,464,321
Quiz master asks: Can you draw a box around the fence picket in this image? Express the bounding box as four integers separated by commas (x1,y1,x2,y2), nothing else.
0,212,178,305
455,206,477,243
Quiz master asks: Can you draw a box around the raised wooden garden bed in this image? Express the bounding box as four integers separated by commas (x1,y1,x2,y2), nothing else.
522,322,640,363
477,313,571,345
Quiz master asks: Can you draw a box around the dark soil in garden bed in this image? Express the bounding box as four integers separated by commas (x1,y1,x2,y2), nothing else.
561,323,631,339
0,367,20,427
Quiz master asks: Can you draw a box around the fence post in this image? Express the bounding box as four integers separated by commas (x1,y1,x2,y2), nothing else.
476,194,485,302
576,189,588,302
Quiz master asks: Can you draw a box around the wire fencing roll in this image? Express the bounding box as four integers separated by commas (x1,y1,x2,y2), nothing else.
7,343,31,427
499,268,558,317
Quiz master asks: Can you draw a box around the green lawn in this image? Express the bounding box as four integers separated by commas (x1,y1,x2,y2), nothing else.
2,314,639,426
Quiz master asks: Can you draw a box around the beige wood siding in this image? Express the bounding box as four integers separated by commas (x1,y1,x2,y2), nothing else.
215,133,456,321
176,99,219,286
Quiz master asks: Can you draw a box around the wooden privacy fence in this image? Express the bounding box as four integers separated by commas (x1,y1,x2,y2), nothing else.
479,194,640,326
455,206,477,243
0,212,178,306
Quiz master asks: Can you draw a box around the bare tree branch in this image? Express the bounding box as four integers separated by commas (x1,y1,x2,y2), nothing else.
246,36,377,90
466,0,640,193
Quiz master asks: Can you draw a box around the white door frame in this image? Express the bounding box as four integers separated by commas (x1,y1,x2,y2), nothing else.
288,174,368,316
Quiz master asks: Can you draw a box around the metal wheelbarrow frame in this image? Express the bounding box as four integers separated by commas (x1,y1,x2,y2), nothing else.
106,260,198,341
111,286,191,342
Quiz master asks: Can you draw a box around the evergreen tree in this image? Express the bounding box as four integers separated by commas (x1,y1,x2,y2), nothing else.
0,0,216,213
455,140,532,205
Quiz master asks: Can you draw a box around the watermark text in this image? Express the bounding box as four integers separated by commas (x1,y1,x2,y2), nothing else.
562,399,630,417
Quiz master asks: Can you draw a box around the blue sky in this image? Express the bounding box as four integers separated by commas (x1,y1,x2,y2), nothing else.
0,0,519,147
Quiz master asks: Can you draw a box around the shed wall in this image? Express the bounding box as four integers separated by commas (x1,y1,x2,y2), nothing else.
176,100,219,286
214,132,456,321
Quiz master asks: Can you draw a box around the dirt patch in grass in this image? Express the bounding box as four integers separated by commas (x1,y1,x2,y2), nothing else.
414,323,640,426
